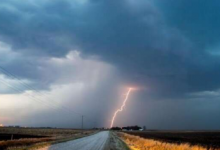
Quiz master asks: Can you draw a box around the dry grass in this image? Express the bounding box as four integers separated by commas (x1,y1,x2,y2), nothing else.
0,137,53,150
117,132,219,150
0,127,82,136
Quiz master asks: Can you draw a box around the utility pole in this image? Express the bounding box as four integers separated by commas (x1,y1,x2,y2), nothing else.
81,115,84,133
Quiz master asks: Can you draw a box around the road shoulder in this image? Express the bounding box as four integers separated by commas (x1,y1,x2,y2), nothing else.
104,131,130,150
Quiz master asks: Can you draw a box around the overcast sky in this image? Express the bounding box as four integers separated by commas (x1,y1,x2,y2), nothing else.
0,0,220,130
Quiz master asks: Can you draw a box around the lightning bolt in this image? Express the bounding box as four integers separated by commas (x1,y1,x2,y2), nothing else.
110,88,133,128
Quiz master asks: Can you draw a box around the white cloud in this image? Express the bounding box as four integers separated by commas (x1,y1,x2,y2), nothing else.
40,50,115,87
0,50,120,127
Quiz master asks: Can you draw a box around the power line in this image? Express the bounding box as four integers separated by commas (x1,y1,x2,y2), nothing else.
0,66,82,116
0,66,80,114
0,77,96,128
0,78,72,115
0,66,96,128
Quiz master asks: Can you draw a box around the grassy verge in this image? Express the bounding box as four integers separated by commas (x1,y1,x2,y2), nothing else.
0,138,54,150
117,132,209,150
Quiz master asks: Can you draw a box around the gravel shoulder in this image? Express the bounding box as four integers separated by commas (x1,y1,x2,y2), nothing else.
104,132,130,150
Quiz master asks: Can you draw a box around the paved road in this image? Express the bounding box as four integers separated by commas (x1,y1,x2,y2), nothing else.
39,131,109,150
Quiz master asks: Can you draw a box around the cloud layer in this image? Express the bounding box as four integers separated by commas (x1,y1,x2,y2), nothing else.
0,0,220,129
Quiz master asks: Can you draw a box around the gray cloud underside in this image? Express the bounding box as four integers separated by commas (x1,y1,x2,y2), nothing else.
1,0,220,98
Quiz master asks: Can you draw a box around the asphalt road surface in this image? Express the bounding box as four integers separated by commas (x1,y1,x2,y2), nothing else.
39,131,109,150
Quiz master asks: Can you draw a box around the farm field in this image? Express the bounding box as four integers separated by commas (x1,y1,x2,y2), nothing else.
0,127,96,150
119,131,220,150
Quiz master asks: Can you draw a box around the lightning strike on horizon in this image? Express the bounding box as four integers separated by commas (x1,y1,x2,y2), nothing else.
110,88,133,128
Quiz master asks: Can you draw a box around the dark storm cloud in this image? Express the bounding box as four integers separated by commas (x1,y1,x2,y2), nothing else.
0,0,220,97
154,0,220,48
151,0,220,94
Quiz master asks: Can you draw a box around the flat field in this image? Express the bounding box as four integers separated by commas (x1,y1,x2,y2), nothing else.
123,131,220,149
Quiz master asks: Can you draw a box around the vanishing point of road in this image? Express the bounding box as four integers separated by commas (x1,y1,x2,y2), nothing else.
39,131,109,150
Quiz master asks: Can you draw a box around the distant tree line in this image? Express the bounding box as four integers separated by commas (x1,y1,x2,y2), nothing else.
111,125,142,131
